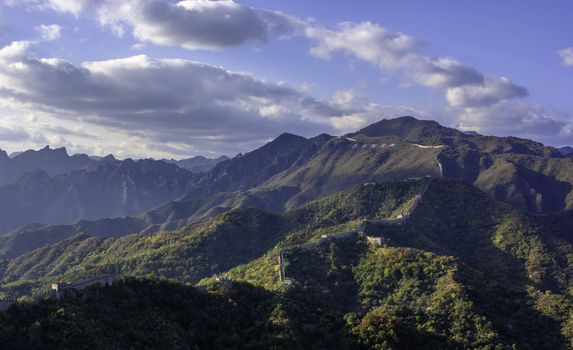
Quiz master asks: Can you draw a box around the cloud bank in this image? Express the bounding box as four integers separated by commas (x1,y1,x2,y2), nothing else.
0,41,421,156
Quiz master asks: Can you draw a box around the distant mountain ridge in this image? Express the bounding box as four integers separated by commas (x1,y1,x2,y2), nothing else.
0,146,231,236
0,157,199,236
162,155,229,173
196,132,333,194
0,146,94,186
0,146,229,186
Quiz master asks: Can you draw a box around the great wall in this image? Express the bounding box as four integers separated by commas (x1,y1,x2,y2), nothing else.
1,146,442,308
50,274,117,296
342,136,446,179
278,177,434,285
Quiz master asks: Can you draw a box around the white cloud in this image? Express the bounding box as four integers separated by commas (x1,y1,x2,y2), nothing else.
409,57,484,88
557,47,573,67
6,1,528,113
43,0,92,14
453,101,573,146
35,24,61,41
0,2,569,152
305,22,484,88
0,41,443,156
7,0,299,50
304,21,571,146
0,124,31,142
446,77,528,107
306,22,418,69
130,43,145,51
0,40,33,60
95,0,297,50
304,21,526,110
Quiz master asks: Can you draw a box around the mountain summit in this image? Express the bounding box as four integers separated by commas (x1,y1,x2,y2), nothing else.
349,116,464,140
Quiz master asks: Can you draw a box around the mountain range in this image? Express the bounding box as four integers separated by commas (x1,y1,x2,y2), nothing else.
0,156,200,235
1,117,571,261
1,116,573,349
0,147,233,236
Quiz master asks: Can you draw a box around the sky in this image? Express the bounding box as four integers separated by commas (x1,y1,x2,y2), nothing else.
0,0,571,159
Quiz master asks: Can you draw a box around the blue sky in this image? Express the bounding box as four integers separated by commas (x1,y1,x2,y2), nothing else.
0,0,571,158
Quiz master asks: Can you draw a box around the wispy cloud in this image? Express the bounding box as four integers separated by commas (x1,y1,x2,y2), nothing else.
35,24,61,41
557,47,573,67
304,21,527,109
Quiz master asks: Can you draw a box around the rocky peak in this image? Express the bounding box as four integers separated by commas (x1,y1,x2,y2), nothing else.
15,145,69,162
0,149,8,161
255,132,307,155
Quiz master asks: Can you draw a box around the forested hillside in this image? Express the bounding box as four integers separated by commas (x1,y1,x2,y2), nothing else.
1,178,573,348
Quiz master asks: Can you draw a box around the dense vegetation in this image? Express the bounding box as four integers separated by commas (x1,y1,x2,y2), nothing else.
0,277,356,349
223,180,573,349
